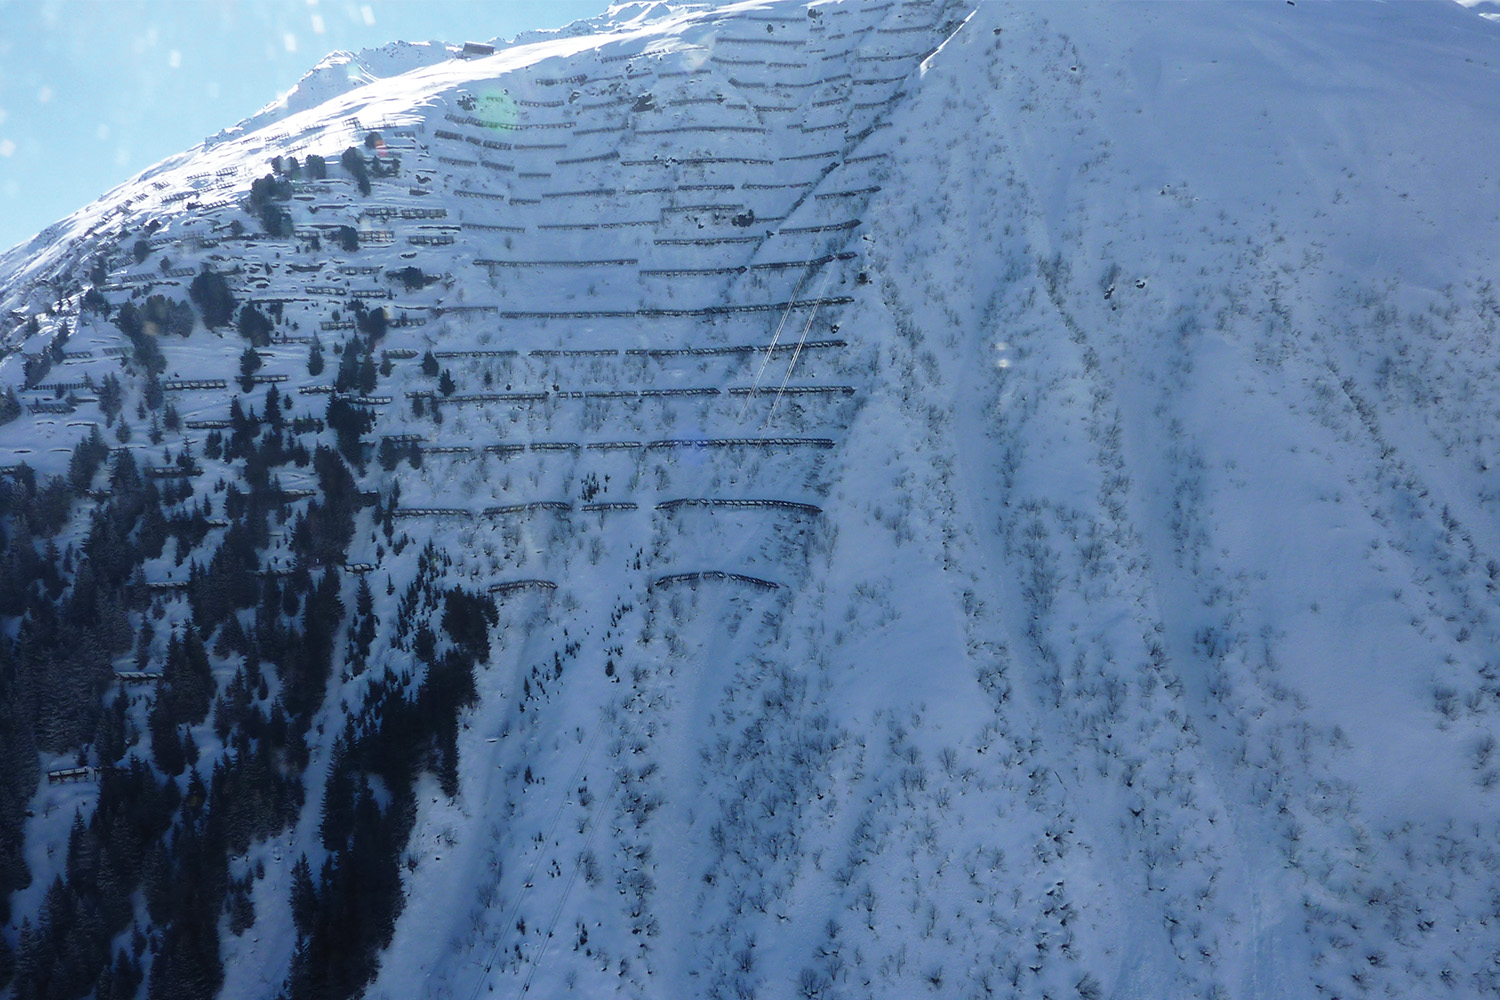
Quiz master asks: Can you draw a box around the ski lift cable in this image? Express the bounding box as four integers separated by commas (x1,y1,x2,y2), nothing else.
737,258,821,424
514,778,621,998
766,262,837,426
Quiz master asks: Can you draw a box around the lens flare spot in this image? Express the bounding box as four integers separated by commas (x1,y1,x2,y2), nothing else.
37,86,53,104
284,33,298,53
360,5,375,26
0,139,15,158
477,91,518,129
311,14,325,34
168,49,181,68
96,124,110,140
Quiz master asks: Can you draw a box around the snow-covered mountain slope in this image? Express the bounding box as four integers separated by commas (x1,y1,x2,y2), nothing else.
4,2,1500,999
224,4,700,143
225,42,462,142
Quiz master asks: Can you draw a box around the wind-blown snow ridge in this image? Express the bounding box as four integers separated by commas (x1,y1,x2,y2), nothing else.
4,1,1500,999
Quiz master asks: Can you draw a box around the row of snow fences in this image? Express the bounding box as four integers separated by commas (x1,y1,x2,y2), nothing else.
528,348,622,358
575,125,628,139
393,508,473,519
661,202,747,216
533,220,654,230
626,338,846,357
440,114,576,134
541,187,619,200
718,35,807,47
392,493,825,521
621,156,773,167
472,297,852,320
116,672,162,685
303,286,392,297
360,206,448,220
647,436,835,449
462,222,526,234
535,73,589,87
655,498,822,514
483,501,571,516
711,55,773,68
653,234,759,246
876,21,945,35
729,385,856,396
417,386,850,407
475,258,640,268
562,387,724,399
815,186,882,200
47,766,102,785
473,438,836,456
780,219,861,234
490,580,557,596
556,150,621,166
406,391,546,404
634,124,768,136
651,571,780,591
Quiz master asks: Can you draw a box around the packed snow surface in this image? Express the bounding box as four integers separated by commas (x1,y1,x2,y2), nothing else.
4,1,1500,998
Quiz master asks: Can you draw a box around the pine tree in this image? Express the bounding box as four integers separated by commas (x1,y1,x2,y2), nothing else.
188,267,236,328
291,855,318,935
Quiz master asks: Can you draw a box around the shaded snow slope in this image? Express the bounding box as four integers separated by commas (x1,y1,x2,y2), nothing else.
4,1,1500,998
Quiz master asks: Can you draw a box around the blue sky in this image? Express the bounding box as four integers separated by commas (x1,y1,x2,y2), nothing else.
0,0,611,253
